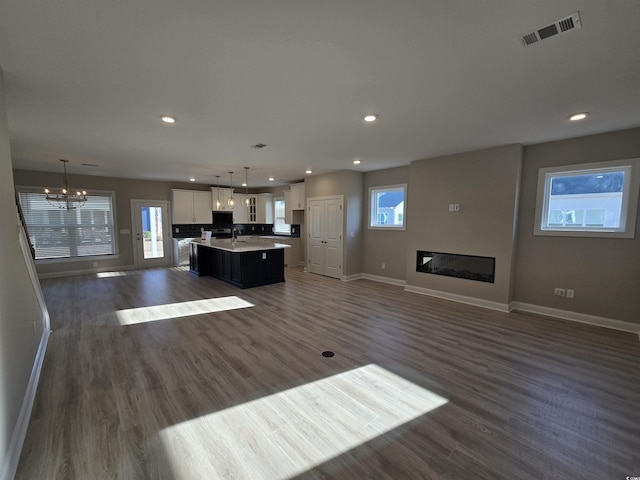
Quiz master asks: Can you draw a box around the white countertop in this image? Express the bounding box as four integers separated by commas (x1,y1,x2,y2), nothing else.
192,238,291,253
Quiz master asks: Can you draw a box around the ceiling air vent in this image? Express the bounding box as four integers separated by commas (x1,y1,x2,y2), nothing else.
518,11,581,47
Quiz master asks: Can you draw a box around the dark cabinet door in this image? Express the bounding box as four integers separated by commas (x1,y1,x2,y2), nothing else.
197,245,210,276
213,249,223,278
231,253,242,284
240,251,264,286
222,250,232,280
189,242,198,274
265,249,284,282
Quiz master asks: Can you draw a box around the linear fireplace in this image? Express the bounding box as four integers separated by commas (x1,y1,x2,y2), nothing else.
416,251,495,283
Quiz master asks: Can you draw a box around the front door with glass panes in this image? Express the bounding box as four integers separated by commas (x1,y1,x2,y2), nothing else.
131,200,172,268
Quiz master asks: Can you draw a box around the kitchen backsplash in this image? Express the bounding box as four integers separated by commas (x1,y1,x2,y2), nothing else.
172,224,215,238
172,224,300,238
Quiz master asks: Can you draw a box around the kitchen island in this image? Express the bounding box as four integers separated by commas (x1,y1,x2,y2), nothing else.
189,238,290,288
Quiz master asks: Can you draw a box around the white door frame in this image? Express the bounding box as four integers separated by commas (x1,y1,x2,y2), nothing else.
131,199,172,269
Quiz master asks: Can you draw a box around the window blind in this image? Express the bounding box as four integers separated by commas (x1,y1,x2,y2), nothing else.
18,190,116,260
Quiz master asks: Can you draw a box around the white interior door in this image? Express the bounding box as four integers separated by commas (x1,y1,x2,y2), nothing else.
308,200,325,275
323,198,342,278
307,196,343,278
132,200,172,269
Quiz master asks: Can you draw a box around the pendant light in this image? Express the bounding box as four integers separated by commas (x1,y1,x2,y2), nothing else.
244,166,250,207
44,159,88,210
215,175,222,210
227,172,236,209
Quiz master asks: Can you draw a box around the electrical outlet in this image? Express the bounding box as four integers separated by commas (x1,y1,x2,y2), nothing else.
554,288,565,297
381,262,386,270
566,289,574,299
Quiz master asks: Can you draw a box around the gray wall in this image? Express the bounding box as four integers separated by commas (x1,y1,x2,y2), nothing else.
0,67,49,480
305,170,363,276
404,145,523,306
514,127,640,323
12,170,210,276
362,166,410,280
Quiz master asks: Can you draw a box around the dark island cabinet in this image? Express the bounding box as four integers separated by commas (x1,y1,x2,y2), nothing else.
189,243,211,276
189,243,285,288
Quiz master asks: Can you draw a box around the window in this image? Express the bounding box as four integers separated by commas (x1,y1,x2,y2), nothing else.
369,184,406,230
18,188,117,260
273,197,291,235
533,158,640,238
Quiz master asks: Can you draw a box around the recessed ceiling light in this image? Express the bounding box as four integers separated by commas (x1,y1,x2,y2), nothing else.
241,182,247,187
160,115,176,124
189,178,195,182
353,160,361,165
305,170,312,174
569,112,589,121
268,177,275,181
364,114,378,122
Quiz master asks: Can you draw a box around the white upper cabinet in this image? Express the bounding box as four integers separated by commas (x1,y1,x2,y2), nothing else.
284,190,293,224
290,183,305,210
257,193,274,224
233,195,249,223
210,187,235,211
171,189,213,224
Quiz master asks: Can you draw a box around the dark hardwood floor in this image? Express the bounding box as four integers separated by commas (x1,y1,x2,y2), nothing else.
16,266,640,479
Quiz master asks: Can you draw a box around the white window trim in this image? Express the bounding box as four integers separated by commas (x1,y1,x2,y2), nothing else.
273,196,291,235
17,186,120,259
533,158,640,238
368,184,407,231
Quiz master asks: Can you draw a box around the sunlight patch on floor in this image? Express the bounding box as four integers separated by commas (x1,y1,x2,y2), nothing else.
95,271,134,278
116,296,255,325
159,364,448,479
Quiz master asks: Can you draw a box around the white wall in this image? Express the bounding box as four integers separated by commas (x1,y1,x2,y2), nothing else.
0,66,50,480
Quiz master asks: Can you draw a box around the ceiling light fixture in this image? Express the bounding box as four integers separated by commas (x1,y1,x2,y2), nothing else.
227,172,236,208
189,178,195,182
215,175,222,210
353,160,361,165
244,167,250,207
160,115,176,124
364,114,378,122
268,177,275,182
569,112,589,121
306,170,313,174
44,159,87,210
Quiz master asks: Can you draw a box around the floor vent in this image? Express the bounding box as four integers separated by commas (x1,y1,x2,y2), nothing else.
518,11,581,47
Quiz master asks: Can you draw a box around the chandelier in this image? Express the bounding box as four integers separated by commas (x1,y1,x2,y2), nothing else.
44,159,87,210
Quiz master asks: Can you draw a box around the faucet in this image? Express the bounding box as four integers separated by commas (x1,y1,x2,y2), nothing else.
232,225,237,242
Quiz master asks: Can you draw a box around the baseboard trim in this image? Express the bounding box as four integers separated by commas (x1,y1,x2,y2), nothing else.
342,273,363,282
38,264,136,279
404,284,511,312
511,301,640,334
360,273,406,287
1,327,49,480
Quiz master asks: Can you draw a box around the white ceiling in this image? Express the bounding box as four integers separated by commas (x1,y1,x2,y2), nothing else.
1,1,639,187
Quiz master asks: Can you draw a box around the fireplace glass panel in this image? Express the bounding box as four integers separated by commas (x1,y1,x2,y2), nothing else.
416,251,495,283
